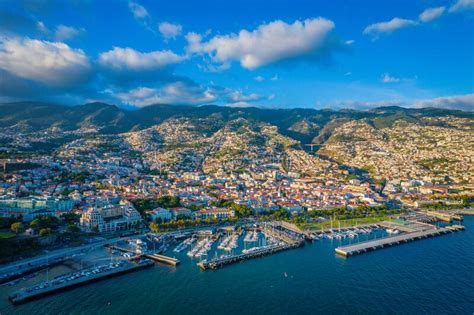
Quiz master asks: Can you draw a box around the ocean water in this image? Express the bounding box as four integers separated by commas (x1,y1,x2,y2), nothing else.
1,217,473,315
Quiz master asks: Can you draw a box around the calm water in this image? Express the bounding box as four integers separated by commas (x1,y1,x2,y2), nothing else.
1,217,473,315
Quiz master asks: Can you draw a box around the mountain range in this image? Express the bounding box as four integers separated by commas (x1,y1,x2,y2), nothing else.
1,102,472,145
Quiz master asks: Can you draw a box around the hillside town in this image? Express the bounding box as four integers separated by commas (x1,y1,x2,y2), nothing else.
0,115,472,254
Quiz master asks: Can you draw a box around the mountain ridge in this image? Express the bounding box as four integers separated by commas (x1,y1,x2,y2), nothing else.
1,102,472,145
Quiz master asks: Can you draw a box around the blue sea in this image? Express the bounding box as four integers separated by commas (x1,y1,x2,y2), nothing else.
1,217,473,314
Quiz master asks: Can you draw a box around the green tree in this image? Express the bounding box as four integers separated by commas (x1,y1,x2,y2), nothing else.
156,196,181,208
29,216,59,231
39,228,52,237
66,224,80,234
149,222,159,233
61,213,80,224
11,222,24,234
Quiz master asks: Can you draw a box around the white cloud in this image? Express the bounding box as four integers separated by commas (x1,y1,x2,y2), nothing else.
382,73,400,83
186,18,335,69
345,39,355,45
254,75,264,82
413,94,474,111
0,37,90,86
116,82,217,106
225,101,257,108
55,25,84,41
227,90,262,102
158,22,182,40
114,81,265,107
449,0,474,12
363,18,418,37
36,21,49,34
128,1,149,19
419,7,445,22
99,47,185,71
332,94,474,111
270,74,279,81
331,99,404,110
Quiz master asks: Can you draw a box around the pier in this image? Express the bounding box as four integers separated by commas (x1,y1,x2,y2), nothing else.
8,260,154,304
0,257,68,285
144,254,180,266
198,241,303,270
335,225,465,257
198,223,304,270
105,245,180,266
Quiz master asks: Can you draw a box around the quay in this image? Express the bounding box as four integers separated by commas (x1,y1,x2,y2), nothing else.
0,257,68,285
197,241,304,270
105,245,180,266
8,260,154,304
261,225,304,244
335,225,465,257
278,221,312,240
452,208,474,216
421,210,463,222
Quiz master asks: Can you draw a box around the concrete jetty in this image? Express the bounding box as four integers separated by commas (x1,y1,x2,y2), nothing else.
144,254,180,266
198,223,305,270
8,260,154,304
198,241,304,270
335,225,464,257
105,245,180,266
0,257,68,285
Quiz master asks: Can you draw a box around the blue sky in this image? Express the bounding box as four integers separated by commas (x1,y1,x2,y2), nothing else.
0,0,473,110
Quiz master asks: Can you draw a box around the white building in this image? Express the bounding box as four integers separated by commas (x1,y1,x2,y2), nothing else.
0,196,75,221
80,201,142,232
170,207,193,218
197,208,235,220
148,207,172,221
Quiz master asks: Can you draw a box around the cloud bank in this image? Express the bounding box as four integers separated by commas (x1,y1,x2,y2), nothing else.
0,37,91,87
99,47,185,71
186,18,336,69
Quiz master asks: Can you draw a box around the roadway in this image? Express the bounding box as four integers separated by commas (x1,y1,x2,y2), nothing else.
0,234,145,277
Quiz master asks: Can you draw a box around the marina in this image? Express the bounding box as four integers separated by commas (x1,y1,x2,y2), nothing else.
0,216,472,314
198,224,305,270
0,218,470,308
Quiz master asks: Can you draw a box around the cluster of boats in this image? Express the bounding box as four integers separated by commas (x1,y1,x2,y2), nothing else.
313,226,380,240
244,230,259,242
174,237,196,253
242,244,278,254
217,234,239,251
187,238,214,258
129,239,148,254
